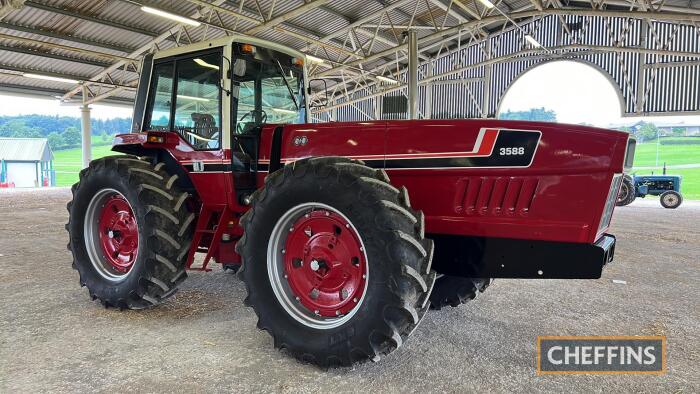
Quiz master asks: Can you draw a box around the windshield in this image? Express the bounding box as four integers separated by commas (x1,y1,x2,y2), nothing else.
232,54,305,134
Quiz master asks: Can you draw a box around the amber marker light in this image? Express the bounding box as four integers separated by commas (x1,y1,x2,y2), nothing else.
147,134,165,143
240,44,256,54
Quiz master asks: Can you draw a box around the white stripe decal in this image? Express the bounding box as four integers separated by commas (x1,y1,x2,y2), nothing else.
279,127,504,163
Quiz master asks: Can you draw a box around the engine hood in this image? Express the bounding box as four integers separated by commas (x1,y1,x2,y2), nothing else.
263,119,630,175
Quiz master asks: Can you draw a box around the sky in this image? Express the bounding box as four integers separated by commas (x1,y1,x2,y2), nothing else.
1,60,699,127
498,60,700,127
0,96,133,120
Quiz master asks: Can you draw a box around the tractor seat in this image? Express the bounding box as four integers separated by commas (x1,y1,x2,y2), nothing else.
190,113,219,148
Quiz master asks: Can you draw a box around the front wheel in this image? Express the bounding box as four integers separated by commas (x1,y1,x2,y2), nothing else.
660,190,682,209
237,157,435,367
66,156,195,309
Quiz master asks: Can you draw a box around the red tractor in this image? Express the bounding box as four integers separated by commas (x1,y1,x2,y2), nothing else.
67,36,633,367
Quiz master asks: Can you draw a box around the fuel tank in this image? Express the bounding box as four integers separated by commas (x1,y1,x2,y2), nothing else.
259,119,632,244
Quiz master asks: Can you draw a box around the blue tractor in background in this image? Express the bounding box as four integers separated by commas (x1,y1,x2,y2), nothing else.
616,164,683,209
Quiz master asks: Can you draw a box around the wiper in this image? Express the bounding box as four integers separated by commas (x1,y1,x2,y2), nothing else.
275,60,299,110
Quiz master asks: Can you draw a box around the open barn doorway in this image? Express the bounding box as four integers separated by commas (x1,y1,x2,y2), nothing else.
497,60,623,127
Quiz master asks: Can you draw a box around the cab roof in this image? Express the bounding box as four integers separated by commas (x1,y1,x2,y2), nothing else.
153,35,307,62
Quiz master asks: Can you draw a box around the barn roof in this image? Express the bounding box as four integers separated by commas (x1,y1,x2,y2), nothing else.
0,137,53,161
0,0,698,110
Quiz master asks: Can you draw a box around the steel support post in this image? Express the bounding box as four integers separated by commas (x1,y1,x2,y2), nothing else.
425,58,433,119
408,30,419,120
81,84,92,169
635,22,649,114
482,43,493,118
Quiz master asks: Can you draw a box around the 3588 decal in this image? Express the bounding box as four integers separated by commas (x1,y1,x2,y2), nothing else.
499,146,526,156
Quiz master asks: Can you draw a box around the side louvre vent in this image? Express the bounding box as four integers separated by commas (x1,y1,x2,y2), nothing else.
454,177,539,216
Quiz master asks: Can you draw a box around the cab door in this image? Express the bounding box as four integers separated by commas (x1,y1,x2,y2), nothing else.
143,48,228,206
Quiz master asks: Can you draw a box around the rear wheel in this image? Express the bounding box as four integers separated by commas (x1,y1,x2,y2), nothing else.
222,264,241,273
429,275,491,310
66,155,195,309
428,235,491,310
660,190,682,209
237,157,435,367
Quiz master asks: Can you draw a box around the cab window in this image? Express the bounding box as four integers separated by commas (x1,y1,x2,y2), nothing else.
173,53,221,149
143,51,222,150
144,63,173,130
232,57,304,134
261,73,303,124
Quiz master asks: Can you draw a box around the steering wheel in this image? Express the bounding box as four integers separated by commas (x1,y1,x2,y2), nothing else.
236,110,268,134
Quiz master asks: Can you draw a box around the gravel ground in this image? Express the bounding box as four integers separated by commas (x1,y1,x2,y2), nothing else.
0,188,698,393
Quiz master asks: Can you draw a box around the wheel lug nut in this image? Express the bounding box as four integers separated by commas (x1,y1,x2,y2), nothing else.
289,227,294,232
353,297,358,302
345,224,350,228
314,310,320,315
325,211,330,216
335,310,341,316
281,249,285,254
362,274,366,279
310,288,320,299
295,296,300,301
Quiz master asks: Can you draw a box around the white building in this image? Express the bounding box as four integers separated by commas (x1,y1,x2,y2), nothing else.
0,138,54,188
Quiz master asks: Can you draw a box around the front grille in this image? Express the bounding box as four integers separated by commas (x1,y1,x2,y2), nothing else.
598,174,623,233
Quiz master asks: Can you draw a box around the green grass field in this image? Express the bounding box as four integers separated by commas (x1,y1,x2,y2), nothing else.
632,139,700,167
50,139,700,199
632,141,700,200
52,145,119,187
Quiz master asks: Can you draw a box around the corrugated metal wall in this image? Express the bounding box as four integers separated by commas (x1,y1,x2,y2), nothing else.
318,14,700,121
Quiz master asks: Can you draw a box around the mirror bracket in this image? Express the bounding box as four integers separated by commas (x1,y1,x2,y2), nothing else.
308,78,329,108
220,56,232,97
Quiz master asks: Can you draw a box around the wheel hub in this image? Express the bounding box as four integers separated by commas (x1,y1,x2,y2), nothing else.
283,210,367,318
96,193,138,275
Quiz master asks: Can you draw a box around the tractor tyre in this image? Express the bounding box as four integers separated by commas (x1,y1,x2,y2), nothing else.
429,275,492,310
616,175,636,206
237,157,436,367
660,190,682,209
427,236,492,310
222,263,241,273
66,155,195,309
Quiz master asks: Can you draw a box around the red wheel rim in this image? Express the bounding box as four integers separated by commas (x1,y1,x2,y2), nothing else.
282,210,367,318
97,194,138,274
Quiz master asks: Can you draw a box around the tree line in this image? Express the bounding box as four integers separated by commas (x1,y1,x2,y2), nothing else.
499,107,557,122
618,122,689,143
0,115,132,150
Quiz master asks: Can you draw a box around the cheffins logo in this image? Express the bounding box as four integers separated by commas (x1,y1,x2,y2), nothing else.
537,336,666,375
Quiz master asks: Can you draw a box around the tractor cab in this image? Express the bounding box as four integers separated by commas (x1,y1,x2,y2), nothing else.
131,35,311,156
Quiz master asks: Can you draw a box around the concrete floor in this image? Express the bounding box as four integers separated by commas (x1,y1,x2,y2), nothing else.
0,188,698,393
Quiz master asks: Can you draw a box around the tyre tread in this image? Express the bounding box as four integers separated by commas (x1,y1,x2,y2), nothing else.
237,157,435,367
66,155,194,309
